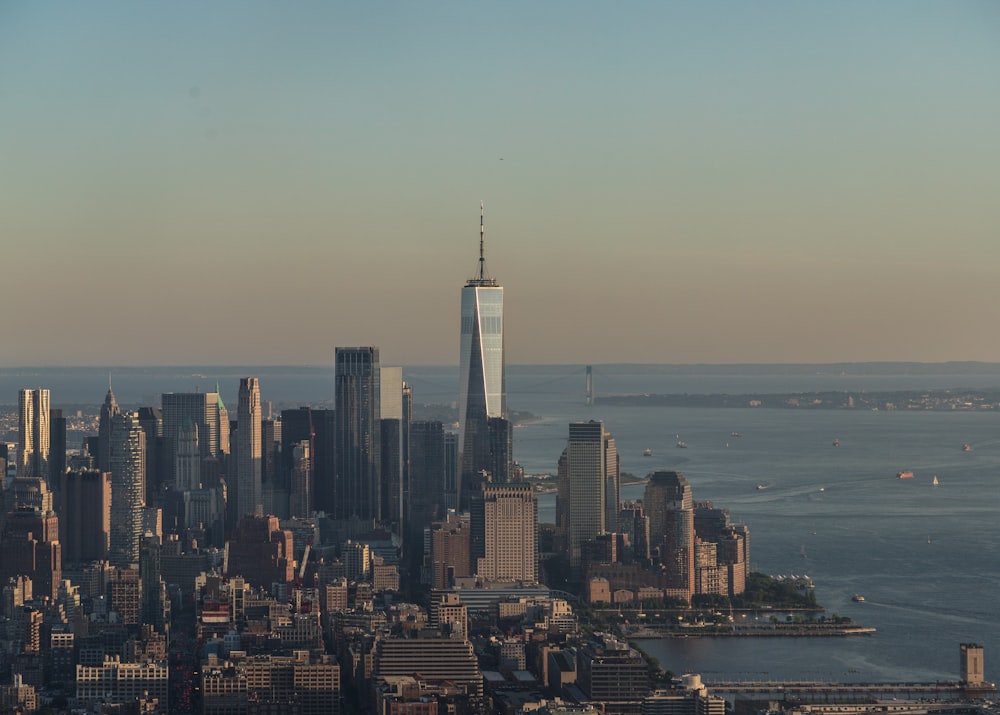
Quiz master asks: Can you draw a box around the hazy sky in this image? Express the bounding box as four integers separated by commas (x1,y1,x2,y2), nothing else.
3,2,999,366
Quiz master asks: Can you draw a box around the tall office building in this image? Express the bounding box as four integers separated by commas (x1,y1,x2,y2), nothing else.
97,386,120,473
604,432,620,533
261,417,283,517
458,204,507,510
310,409,336,515
17,389,50,480
214,386,230,457
175,419,201,492
644,470,695,599
406,421,445,571
235,378,262,521
136,407,163,506
471,483,537,582
443,432,459,511
109,411,146,567
487,417,513,484
289,440,312,518
380,367,404,532
59,469,111,563
161,392,219,486
281,407,315,516
334,347,381,522
139,534,167,632
0,508,61,600
49,409,67,485
561,421,617,567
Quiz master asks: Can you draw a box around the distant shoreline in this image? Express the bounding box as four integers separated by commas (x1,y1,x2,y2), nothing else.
597,388,1000,411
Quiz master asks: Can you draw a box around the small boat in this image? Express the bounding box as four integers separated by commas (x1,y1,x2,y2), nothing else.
832,438,840,447
818,487,825,492
897,470,914,479
852,594,865,602
731,432,741,437
962,443,972,452
643,448,652,457
756,483,768,491
932,475,939,486
676,441,688,449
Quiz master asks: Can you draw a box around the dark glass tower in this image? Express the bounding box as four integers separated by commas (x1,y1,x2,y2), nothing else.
334,347,381,522
406,420,445,572
458,203,507,510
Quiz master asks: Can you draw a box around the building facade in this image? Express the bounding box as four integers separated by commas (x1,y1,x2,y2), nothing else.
17,389,50,480
562,421,617,568
109,411,146,567
235,377,263,521
644,471,695,599
472,484,537,582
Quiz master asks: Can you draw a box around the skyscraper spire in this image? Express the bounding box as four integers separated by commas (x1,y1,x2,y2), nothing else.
472,201,496,286
478,200,487,280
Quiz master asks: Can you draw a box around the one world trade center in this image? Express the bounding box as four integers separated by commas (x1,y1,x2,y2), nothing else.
458,203,511,510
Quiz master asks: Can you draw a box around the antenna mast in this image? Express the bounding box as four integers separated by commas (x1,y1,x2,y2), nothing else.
478,200,486,281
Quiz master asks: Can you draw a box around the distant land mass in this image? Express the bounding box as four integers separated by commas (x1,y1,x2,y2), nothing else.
597,388,1000,411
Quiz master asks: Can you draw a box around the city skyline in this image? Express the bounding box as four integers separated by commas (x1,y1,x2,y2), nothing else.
3,3,999,367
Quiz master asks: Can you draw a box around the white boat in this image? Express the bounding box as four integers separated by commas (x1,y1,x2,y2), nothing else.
932,475,939,486
852,594,865,602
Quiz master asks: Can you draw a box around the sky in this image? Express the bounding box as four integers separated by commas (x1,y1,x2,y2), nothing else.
2,2,999,366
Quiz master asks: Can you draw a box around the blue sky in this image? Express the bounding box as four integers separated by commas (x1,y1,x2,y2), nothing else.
2,2,999,365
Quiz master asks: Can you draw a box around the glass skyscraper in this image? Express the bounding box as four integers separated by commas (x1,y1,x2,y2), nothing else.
458,204,507,510
334,346,381,521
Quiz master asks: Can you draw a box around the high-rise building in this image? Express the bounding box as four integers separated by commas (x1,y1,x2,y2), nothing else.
0,508,61,600
562,421,617,567
443,432,459,511
140,534,168,632
97,386,120,473
17,389,50,480
604,432,620,533
407,421,445,570
458,204,507,510
59,469,111,563
309,409,336,516
235,377,262,521
289,440,312,518
334,347,381,522
644,471,695,600
49,409,67,485
261,417,283,517
487,416,513,484
576,633,650,711
136,407,163,506
429,512,472,590
380,367,404,533
227,514,295,589
161,392,219,486
472,483,537,582
175,419,201,492
214,386,230,457
109,411,146,567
